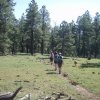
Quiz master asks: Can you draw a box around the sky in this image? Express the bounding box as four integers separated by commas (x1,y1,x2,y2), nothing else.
13,0,100,26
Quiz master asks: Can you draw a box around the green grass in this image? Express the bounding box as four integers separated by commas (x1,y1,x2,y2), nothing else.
62,57,100,96
0,54,100,100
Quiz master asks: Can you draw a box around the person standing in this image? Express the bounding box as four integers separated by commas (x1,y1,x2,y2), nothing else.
54,51,58,71
57,53,63,74
49,51,54,65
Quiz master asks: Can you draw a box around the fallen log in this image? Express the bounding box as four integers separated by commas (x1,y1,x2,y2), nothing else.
0,87,22,100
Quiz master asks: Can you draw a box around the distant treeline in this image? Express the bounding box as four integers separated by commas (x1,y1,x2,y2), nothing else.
0,0,100,58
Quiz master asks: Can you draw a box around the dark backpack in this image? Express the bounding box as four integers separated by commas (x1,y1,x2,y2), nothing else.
58,55,63,64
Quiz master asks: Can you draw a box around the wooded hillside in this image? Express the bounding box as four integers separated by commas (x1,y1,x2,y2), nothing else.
0,0,100,58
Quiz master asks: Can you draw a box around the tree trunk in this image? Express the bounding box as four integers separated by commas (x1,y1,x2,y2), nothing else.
26,44,29,53
30,30,34,55
20,37,24,53
82,34,86,57
41,38,44,55
62,32,65,56
77,30,81,56
12,43,15,55
94,42,98,58
62,38,64,56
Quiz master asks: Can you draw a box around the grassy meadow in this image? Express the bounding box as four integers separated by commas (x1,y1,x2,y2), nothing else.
0,54,100,100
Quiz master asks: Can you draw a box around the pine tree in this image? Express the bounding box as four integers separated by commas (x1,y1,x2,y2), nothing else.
26,0,40,55
40,5,50,54
0,0,15,55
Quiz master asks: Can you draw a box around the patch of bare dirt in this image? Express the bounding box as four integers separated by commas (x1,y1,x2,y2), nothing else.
76,85,97,100
61,72,98,100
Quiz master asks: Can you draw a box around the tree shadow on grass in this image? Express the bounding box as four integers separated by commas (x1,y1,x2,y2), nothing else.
16,53,31,56
63,57,70,59
46,72,57,74
80,62,100,68
39,57,70,60
45,69,54,71
45,69,57,74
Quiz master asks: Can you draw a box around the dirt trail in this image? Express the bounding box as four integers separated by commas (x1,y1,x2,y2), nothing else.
60,72,99,100
39,58,99,100
76,85,97,100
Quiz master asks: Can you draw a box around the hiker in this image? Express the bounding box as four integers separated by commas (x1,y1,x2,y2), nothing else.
54,51,58,71
57,53,63,74
49,51,54,65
